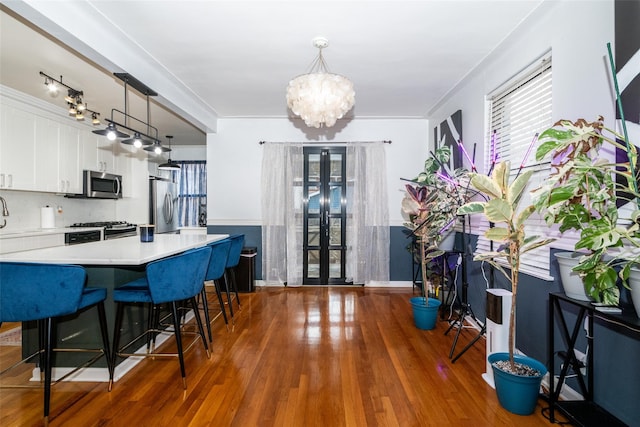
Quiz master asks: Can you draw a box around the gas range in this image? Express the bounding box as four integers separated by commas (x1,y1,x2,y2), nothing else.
70,221,138,239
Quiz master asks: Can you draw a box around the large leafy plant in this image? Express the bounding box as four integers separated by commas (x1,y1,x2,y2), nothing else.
458,161,554,368
531,116,640,305
402,146,470,298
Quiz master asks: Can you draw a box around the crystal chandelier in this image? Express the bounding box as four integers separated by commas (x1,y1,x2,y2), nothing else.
286,37,355,128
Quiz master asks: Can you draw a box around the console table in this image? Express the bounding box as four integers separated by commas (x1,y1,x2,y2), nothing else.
548,292,639,426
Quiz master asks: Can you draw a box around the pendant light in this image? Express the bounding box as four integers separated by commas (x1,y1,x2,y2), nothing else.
122,132,153,148
144,140,171,155
94,122,129,141
158,135,181,171
93,73,161,144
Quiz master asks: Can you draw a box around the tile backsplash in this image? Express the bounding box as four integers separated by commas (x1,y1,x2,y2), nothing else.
0,190,126,233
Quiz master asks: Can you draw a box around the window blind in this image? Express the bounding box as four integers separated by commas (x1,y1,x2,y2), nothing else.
476,55,554,281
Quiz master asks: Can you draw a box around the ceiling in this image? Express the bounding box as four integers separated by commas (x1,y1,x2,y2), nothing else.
0,1,545,147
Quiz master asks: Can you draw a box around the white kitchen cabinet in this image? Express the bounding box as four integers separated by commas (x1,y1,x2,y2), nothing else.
1,87,136,197
81,132,116,173
34,115,60,192
58,125,82,194
114,142,134,197
0,104,36,191
97,138,116,172
33,116,82,194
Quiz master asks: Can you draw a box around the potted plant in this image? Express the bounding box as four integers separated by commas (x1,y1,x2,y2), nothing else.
401,146,470,329
458,160,554,415
531,116,640,306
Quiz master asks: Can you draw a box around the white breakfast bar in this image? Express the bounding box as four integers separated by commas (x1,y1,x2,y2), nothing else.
1,234,228,380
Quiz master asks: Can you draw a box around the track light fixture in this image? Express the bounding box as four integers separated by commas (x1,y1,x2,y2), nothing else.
40,71,175,153
83,105,100,125
39,71,100,124
43,75,59,97
158,136,180,170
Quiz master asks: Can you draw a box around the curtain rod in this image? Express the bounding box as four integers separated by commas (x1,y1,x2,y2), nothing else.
258,140,391,145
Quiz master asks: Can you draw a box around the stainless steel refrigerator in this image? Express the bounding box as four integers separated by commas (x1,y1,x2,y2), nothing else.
149,177,179,234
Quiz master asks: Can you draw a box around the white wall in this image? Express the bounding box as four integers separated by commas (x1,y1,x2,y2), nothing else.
428,0,616,170
171,145,206,161
206,117,429,226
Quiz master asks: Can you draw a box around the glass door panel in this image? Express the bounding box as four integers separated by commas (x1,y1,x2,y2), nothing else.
303,147,349,285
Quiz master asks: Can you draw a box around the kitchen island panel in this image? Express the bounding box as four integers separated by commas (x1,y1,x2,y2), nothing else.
8,234,229,373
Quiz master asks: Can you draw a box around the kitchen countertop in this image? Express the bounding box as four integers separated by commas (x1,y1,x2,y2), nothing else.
0,234,229,265
0,227,103,239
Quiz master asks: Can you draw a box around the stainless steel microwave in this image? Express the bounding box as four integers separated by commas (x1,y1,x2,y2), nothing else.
67,170,123,199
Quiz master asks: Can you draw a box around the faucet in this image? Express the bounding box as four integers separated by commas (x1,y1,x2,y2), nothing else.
0,196,8,229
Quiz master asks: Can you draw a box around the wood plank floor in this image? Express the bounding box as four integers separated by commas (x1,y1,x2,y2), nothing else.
0,287,561,426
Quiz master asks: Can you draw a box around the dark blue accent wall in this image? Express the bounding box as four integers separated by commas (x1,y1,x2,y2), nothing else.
207,225,262,280
390,226,414,281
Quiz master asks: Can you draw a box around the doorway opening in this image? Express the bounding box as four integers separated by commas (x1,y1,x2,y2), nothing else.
303,147,351,285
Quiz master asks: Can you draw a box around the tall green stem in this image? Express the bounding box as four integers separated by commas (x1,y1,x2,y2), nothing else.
607,42,639,210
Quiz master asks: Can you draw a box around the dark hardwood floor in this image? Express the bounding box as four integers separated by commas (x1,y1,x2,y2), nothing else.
0,287,561,426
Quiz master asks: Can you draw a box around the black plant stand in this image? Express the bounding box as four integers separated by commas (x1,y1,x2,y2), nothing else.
444,215,485,362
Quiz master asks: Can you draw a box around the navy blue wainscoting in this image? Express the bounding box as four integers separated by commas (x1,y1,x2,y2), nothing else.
389,226,415,282
207,225,262,280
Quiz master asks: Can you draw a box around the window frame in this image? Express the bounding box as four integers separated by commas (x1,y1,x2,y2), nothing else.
475,52,554,281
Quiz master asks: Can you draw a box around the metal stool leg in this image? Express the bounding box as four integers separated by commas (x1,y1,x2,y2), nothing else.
200,288,213,342
213,279,229,330
170,302,187,390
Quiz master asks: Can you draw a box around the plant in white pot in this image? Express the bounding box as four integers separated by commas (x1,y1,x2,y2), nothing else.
402,146,471,329
458,161,554,415
531,116,640,306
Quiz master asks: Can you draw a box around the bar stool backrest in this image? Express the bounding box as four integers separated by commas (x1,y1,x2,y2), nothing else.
0,262,85,322
206,239,232,281
146,246,212,304
226,234,245,269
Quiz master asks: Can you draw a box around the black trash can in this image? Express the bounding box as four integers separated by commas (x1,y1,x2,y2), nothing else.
236,247,257,293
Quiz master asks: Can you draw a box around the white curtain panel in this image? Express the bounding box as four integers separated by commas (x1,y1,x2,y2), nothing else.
261,143,303,286
346,143,390,285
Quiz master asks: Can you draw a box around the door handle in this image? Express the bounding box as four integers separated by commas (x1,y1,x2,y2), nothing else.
164,193,171,223
325,210,329,237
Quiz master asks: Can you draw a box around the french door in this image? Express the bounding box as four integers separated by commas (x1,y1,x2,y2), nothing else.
303,147,349,285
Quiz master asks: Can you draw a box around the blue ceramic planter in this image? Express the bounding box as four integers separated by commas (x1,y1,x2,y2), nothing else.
409,297,441,330
488,352,547,415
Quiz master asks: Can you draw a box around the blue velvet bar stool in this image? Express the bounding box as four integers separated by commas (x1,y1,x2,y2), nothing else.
0,262,113,426
200,238,232,338
112,246,212,389
223,234,245,322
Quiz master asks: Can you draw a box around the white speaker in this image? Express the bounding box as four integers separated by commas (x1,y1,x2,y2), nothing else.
482,288,512,388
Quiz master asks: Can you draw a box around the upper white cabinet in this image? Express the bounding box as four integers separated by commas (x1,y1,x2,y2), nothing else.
1,86,145,197
58,125,81,193
29,113,81,194
34,115,60,192
0,105,36,191
81,132,116,173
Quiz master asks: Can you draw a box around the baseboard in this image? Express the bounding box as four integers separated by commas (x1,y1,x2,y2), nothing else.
255,280,415,288
541,373,583,401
